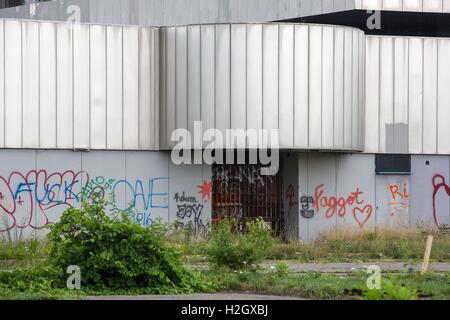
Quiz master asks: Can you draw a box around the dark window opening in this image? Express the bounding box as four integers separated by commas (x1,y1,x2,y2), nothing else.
375,154,411,175
212,163,283,235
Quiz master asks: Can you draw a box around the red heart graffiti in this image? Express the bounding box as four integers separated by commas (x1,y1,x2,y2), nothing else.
352,205,373,228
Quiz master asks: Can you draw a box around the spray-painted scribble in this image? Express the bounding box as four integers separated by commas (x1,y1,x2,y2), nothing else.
311,184,373,228
174,191,209,239
112,178,169,226
0,170,170,233
432,174,450,230
0,170,89,231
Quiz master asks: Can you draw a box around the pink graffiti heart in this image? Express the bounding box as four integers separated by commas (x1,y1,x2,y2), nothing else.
352,205,373,228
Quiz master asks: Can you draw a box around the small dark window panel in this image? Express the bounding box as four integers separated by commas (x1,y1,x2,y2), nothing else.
375,154,411,175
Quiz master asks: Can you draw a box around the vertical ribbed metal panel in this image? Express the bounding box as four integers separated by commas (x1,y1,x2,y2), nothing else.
278,24,294,149
56,22,73,149
22,20,39,148
308,25,323,149
161,23,364,151
4,20,22,148
294,24,309,149
0,20,4,147
230,24,247,144
187,25,201,137
73,23,90,149
364,36,379,153
122,26,139,150
106,25,124,149
0,19,160,151
408,38,423,154
39,22,57,148
246,24,263,139
215,24,231,136
437,40,450,154
364,35,450,155
90,24,107,149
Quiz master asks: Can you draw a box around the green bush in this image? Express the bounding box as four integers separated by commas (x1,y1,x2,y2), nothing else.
46,200,211,293
363,277,418,300
207,218,275,270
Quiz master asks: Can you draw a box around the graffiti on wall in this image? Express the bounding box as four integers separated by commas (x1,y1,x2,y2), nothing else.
311,184,373,228
0,169,169,232
432,174,450,230
0,170,89,231
174,181,212,239
387,183,410,225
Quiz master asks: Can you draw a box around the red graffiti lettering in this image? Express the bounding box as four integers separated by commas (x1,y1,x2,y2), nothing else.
0,170,89,232
432,174,450,230
389,183,409,200
314,184,364,218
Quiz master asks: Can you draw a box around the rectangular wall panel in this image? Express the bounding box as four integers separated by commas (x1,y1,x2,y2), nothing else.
123,26,139,150
200,25,215,147
230,24,247,147
309,26,322,149
175,26,188,131
278,24,294,148
246,24,263,139
90,25,107,149
408,38,423,154
334,27,344,149
215,24,231,136
393,37,409,153
4,20,22,148
322,26,334,150
262,24,279,133
22,21,39,148
343,28,353,149
294,25,309,149
73,24,90,149
56,23,73,149
187,26,201,139
139,27,153,150
39,22,57,149
364,36,380,153
379,37,394,153
106,26,123,150
423,38,438,154
0,20,4,147
437,40,450,154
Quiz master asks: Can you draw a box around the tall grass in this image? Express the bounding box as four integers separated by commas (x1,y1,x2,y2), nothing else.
266,227,450,262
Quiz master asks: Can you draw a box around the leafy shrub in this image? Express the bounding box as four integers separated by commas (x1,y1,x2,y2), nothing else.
274,262,289,278
363,277,418,300
207,218,275,270
47,200,211,293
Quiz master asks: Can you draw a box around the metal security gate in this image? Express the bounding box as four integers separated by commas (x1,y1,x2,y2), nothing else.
212,164,282,234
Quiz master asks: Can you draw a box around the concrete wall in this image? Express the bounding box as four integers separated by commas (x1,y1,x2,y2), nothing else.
288,153,450,240
0,149,211,239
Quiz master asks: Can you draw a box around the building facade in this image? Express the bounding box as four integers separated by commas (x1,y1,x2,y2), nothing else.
0,0,449,240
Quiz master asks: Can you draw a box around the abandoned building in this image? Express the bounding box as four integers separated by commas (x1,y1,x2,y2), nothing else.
0,0,449,240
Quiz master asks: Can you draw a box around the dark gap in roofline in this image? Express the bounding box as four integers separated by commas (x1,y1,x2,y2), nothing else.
278,10,450,38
